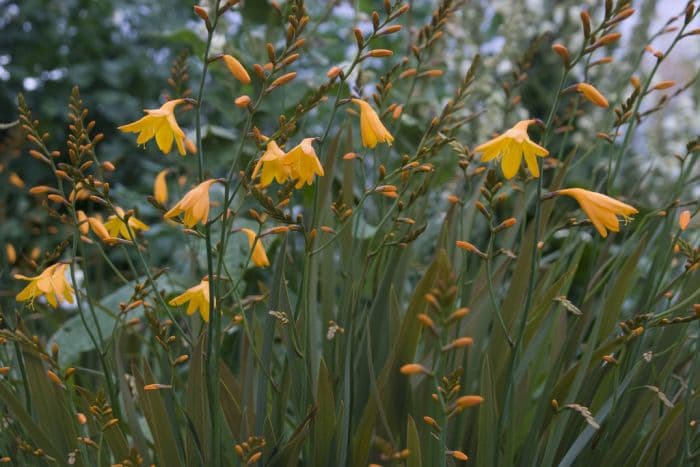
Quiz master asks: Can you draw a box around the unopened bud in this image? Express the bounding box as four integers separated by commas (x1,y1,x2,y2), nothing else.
235,95,251,108
400,363,428,375
222,55,251,84
494,217,517,232
551,43,570,64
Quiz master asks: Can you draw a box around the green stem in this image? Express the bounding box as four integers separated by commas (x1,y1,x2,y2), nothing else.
193,4,223,464
494,66,567,465
485,233,514,347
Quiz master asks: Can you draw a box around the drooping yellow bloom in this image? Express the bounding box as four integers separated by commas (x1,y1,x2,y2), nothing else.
240,228,270,267
164,179,218,227
557,188,638,238
251,138,324,189
474,119,549,179
352,99,394,149
252,141,292,187
104,207,150,239
154,169,170,205
118,99,187,156
15,263,74,308
169,279,211,322
283,138,324,188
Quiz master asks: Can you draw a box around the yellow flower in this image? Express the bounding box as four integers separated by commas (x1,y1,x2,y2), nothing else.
474,119,549,179
251,138,324,189
164,179,218,227
240,228,270,267
15,263,74,308
252,141,292,187
283,138,324,188
118,99,187,156
169,279,211,322
104,207,149,239
352,99,394,148
154,169,170,205
557,188,638,238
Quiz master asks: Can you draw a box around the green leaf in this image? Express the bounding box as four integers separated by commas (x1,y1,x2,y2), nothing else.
0,382,63,461
351,249,451,466
476,356,497,467
312,359,337,467
133,362,185,467
185,334,209,466
406,416,422,467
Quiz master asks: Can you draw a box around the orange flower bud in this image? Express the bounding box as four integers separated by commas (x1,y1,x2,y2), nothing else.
235,95,252,108
193,5,210,22
400,363,427,375
576,83,609,108
679,210,691,230
450,450,469,461
417,313,435,328
495,217,517,232
423,416,440,429
88,217,112,242
47,370,63,385
455,395,485,408
8,172,24,189
449,307,470,321
399,68,417,79
450,337,474,348
174,354,189,365
326,66,342,79
76,210,89,235
143,383,172,390
368,49,393,58
551,43,570,63
28,185,52,195
222,55,251,84
652,80,675,90
5,243,16,264
420,69,444,78
47,194,67,204
267,72,297,91
598,32,621,45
